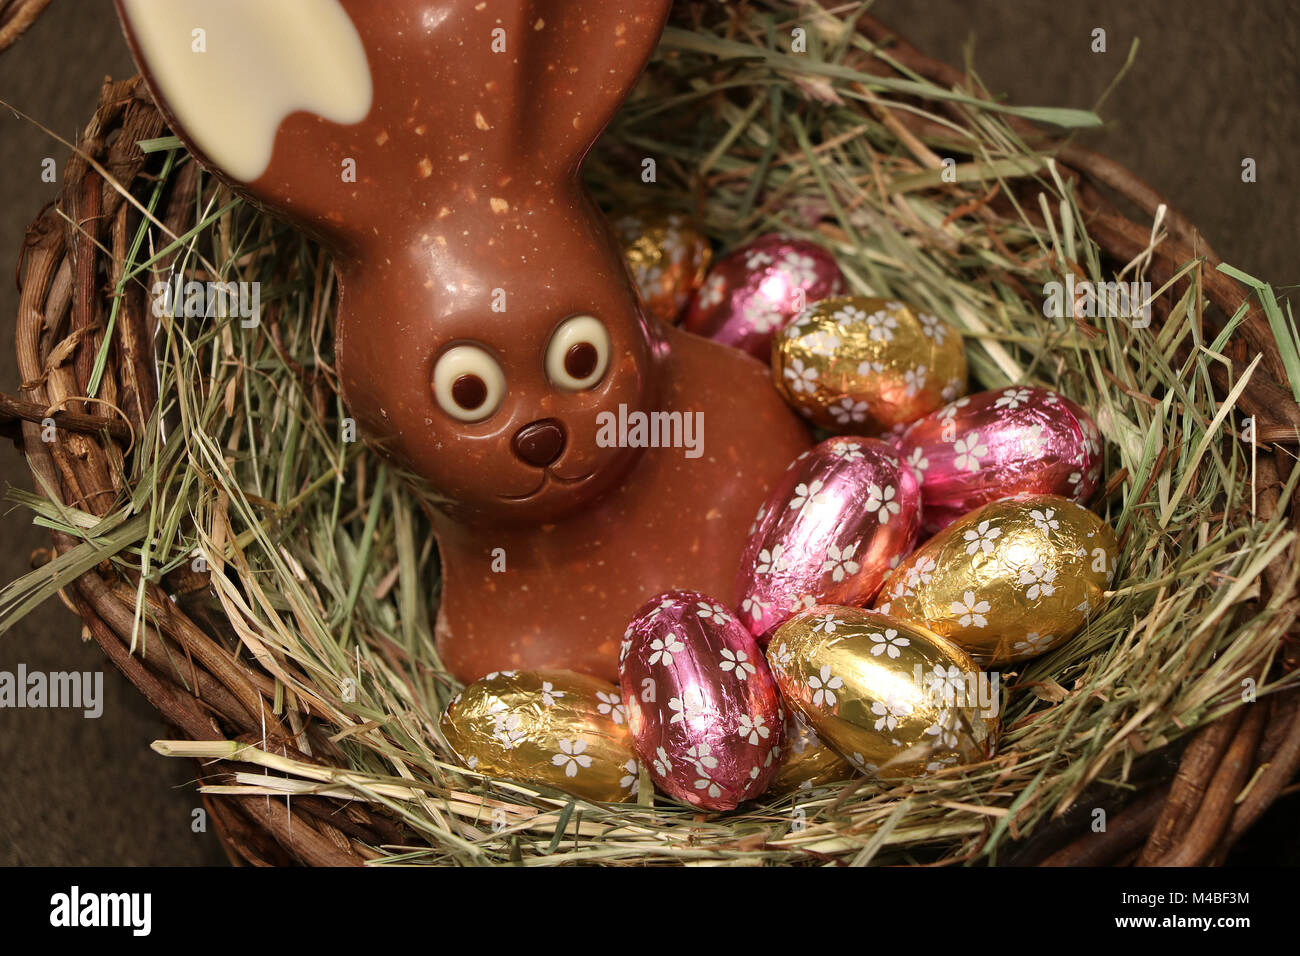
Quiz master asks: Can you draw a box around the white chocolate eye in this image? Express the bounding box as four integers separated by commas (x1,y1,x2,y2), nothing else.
546,315,610,391
431,345,505,422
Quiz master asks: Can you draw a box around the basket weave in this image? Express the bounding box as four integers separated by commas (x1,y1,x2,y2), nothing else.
5,3,1299,866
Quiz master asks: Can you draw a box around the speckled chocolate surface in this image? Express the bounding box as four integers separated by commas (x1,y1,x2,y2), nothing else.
116,0,812,682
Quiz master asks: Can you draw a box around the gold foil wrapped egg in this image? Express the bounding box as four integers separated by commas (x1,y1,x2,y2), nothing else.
768,606,997,779
768,710,856,795
876,495,1118,665
614,209,713,324
773,296,967,433
440,669,641,803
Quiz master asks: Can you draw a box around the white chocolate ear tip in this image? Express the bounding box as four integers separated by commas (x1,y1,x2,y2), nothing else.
121,0,373,182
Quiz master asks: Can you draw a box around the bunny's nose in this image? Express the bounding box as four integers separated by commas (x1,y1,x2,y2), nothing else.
512,418,566,468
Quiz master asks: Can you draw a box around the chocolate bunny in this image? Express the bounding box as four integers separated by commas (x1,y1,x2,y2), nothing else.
116,0,810,681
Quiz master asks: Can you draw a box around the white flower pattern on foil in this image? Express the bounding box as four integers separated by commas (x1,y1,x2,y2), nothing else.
653,746,673,777
952,591,990,628
926,664,968,701
803,330,841,356
646,597,675,621
808,665,843,707
696,601,732,625
864,309,898,342
694,777,722,800
822,544,861,582
491,712,527,750
1022,422,1047,456
741,595,770,622
719,647,756,680
668,687,706,725
917,312,946,344
687,742,718,773
905,446,929,474
905,556,938,589
742,297,786,333
995,387,1032,410
784,358,819,394
789,480,830,515
688,741,722,800
869,628,910,658
864,483,900,524
596,691,626,725
952,432,988,471
1013,631,1055,656
1030,507,1060,533
737,714,771,745
903,365,928,397
830,442,865,461
756,545,789,575
829,397,870,425
810,612,840,634
1018,561,1058,600
938,397,971,420
698,273,727,309
780,251,820,286
620,760,639,794
551,738,592,777
832,304,866,326
648,634,685,667
924,711,962,749
963,520,1001,556
848,752,879,775
871,696,913,732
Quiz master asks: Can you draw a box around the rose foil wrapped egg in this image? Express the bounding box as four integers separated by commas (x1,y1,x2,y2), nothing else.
440,669,640,803
877,494,1118,666
736,436,921,644
899,386,1102,532
773,296,966,433
619,590,783,810
769,710,856,796
683,233,844,361
768,606,997,779
614,209,713,325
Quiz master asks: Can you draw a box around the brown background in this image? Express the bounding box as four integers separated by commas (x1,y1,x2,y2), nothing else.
0,2,1296,864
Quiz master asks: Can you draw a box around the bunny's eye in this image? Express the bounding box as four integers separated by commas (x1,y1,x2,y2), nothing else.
432,345,505,422
546,315,610,391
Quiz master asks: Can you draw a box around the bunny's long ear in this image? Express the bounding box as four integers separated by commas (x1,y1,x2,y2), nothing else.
509,1,674,173
116,1,671,245
116,0,377,244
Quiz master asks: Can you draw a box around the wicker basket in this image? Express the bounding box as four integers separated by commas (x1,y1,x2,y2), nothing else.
5,2,1299,866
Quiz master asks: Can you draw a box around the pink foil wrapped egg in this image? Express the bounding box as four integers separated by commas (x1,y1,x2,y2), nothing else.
619,590,784,810
898,386,1102,533
683,233,845,361
735,437,921,644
